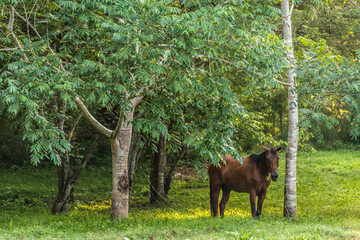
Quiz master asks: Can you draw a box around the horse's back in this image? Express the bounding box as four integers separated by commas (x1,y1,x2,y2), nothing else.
208,155,243,183
208,155,251,192
208,155,238,174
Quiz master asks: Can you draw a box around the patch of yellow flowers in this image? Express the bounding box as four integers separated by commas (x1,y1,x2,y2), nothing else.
73,200,111,212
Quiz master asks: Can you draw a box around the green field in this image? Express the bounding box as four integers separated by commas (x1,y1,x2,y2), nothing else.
1,150,360,239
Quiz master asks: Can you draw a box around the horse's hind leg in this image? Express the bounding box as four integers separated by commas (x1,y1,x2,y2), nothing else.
219,185,231,218
210,183,221,217
208,165,222,217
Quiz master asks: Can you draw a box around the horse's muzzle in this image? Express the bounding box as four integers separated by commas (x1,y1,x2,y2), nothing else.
271,173,278,182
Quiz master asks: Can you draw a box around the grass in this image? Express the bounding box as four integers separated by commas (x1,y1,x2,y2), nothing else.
1,149,360,239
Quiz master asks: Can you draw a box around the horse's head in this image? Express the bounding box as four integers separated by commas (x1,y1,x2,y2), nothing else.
262,146,281,182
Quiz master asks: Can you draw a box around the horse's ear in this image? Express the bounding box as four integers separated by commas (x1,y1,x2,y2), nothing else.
261,146,270,151
276,147,282,152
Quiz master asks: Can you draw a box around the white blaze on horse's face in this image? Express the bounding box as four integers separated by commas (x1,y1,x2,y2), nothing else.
262,146,281,182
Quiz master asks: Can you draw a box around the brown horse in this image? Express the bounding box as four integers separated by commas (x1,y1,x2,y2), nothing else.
208,146,281,218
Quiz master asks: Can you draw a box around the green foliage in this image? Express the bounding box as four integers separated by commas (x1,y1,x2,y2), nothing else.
288,0,360,147
0,0,290,166
293,0,360,60
296,35,360,143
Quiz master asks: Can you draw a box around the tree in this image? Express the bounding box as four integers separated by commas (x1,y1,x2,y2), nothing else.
1,0,292,219
0,0,245,219
281,0,298,218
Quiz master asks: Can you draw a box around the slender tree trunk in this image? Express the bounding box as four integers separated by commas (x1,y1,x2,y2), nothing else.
281,0,298,218
128,128,140,199
279,107,283,133
150,134,167,203
52,154,72,214
272,112,276,128
51,99,72,214
156,135,166,198
164,147,186,195
52,137,100,214
128,129,147,203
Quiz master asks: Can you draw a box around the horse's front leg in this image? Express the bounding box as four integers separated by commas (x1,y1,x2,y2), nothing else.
249,189,257,218
256,190,267,217
257,180,271,217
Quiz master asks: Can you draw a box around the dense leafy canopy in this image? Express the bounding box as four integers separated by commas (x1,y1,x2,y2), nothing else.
0,0,359,167
0,0,289,166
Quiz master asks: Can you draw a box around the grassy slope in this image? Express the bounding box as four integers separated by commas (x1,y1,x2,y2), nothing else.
0,150,359,239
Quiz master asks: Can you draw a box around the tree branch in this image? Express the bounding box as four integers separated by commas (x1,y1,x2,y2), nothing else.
0,47,18,51
273,78,291,86
112,95,143,139
7,7,28,61
28,0,39,21
131,96,144,108
112,112,124,139
198,54,232,65
68,113,83,142
289,3,294,16
13,8,66,72
74,96,113,138
70,136,102,184
349,0,360,8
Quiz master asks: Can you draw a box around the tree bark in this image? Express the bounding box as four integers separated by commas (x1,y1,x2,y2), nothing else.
281,0,298,218
110,96,143,219
52,154,72,214
110,110,134,219
150,134,167,203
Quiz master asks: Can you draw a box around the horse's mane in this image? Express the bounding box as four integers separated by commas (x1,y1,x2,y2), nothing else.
249,151,267,167
249,148,277,167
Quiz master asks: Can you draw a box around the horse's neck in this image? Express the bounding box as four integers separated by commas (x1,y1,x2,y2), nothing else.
255,153,270,177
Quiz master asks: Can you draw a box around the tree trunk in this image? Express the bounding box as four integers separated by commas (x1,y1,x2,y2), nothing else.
279,107,283,133
150,134,167,203
128,128,140,199
110,110,134,219
52,154,72,214
164,147,186,195
128,129,146,203
74,95,143,219
51,99,72,214
272,112,276,128
281,0,298,218
52,137,100,214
